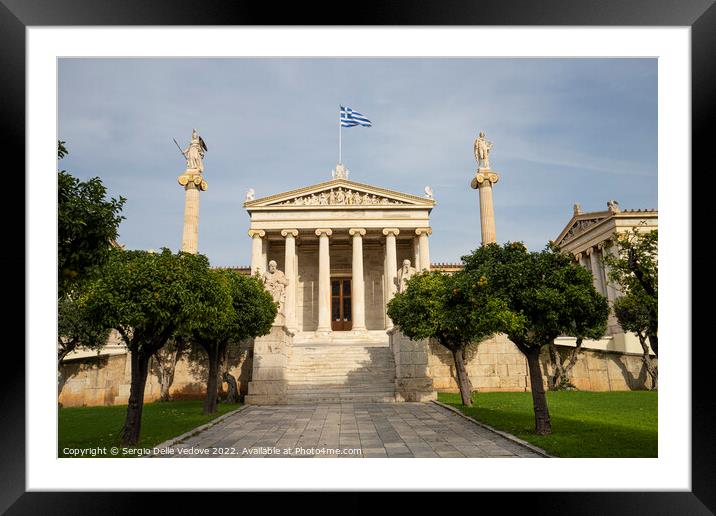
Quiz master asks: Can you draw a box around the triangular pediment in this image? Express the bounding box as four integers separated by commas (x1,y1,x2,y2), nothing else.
244,179,435,209
555,212,611,246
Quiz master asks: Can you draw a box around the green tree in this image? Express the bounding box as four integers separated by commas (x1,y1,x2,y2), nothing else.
462,242,608,434
612,293,658,389
84,248,214,445
149,336,189,402
387,270,517,406
191,270,276,414
603,229,658,355
57,284,111,388
547,287,609,390
58,141,126,298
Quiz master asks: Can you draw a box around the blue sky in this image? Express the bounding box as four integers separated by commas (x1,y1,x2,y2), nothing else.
58,58,657,267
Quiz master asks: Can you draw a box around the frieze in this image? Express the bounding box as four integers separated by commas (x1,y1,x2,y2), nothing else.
274,187,405,207
557,217,607,245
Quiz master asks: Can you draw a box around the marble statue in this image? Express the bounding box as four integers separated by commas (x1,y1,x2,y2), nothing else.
607,200,621,213
474,131,493,169
397,259,417,293
245,188,255,201
424,186,434,199
262,260,288,314
182,129,207,173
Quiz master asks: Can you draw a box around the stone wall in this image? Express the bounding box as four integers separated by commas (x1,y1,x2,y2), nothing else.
427,334,656,392
58,340,254,407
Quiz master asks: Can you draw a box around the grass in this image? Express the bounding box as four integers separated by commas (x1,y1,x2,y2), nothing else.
438,391,657,457
58,400,241,457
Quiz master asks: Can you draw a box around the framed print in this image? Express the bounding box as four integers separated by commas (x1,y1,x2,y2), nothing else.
3,0,713,512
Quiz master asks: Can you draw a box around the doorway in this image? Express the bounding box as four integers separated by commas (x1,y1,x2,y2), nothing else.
331,278,352,331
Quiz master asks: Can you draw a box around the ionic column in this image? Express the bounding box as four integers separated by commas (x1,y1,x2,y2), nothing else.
248,229,266,275
587,247,606,295
597,242,616,303
315,229,333,333
178,172,208,254
281,229,298,331
413,237,420,271
415,227,432,271
383,228,400,329
349,228,367,332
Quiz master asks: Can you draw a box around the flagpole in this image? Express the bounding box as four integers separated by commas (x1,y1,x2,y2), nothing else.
338,106,342,165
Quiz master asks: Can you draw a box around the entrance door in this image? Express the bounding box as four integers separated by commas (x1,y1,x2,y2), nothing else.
331,278,352,331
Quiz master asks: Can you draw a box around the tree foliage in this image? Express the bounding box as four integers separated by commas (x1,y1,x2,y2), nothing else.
84,248,214,444
461,242,609,434
604,229,658,355
58,141,126,298
57,283,111,390
190,270,276,414
613,293,658,389
387,270,517,406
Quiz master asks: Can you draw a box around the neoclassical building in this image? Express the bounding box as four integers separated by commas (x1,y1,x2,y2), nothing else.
554,201,658,341
58,147,658,407
243,164,435,336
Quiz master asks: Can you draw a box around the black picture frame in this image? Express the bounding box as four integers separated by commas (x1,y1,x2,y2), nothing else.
2,0,710,512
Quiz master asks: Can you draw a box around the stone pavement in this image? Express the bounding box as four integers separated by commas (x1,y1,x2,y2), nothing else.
163,403,543,458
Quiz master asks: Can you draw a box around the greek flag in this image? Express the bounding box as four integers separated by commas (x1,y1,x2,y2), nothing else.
340,106,372,127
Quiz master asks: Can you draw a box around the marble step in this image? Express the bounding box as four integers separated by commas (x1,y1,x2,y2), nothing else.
287,382,395,390
285,395,397,404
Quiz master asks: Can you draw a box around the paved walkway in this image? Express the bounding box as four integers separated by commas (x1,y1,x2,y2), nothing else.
163,403,543,458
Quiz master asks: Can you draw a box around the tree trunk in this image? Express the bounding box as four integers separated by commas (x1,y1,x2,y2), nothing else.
547,343,563,390
638,333,658,390
647,334,658,357
223,372,239,403
204,345,220,414
121,349,151,445
452,347,473,407
158,368,173,402
525,347,552,435
548,338,582,390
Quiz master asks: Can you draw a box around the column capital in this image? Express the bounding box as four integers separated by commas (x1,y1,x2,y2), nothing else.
415,227,433,236
281,229,299,238
315,228,333,237
596,240,609,250
574,252,583,261
382,228,400,237
349,228,366,237
585,246,595,256
248,229,266,238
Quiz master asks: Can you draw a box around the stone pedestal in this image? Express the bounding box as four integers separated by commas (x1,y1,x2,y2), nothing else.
245,325,293,405
389,328,436,402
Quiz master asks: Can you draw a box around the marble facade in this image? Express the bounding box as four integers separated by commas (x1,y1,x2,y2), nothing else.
243,176,436,335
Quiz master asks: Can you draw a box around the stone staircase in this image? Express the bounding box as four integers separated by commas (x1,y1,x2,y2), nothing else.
285,342,397,404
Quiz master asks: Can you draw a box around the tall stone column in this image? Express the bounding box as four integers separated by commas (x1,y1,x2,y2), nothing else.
471,171,500,245
413,237,420,271
281,229,298,331
349,228,367,332
597,242,616,302
587,247,606,295
315,228,332,333
383,228,400,329
248,229,265,275
177,172,208,254
600,240,622,335
415,227,432,271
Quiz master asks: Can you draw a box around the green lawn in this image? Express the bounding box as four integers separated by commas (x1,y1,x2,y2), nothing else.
58,400,241,457
438,391,657,458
